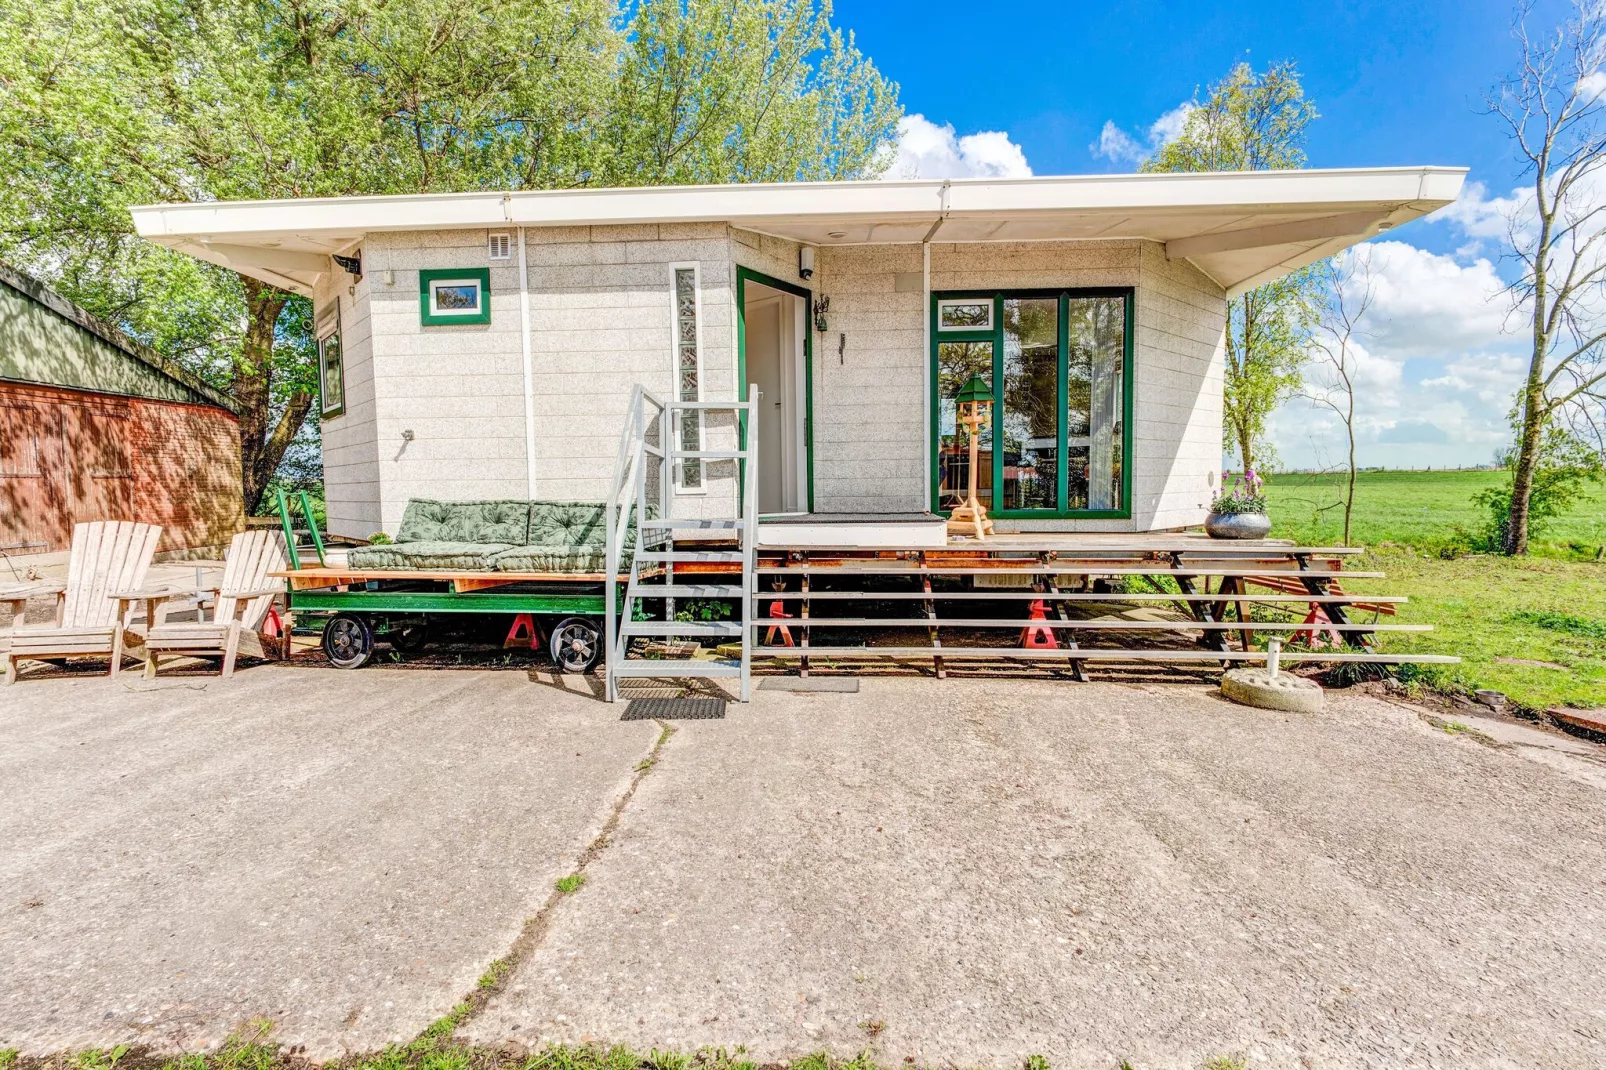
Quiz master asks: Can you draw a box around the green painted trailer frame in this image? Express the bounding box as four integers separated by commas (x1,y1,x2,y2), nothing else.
286,588,608,615
273,491,618,669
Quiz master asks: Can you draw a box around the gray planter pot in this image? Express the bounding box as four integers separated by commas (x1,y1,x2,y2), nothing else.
1205,511,1271,540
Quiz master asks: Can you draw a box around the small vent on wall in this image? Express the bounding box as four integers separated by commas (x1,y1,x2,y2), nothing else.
488,232,512,260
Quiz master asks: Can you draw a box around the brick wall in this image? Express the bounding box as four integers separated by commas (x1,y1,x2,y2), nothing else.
0,381,243,554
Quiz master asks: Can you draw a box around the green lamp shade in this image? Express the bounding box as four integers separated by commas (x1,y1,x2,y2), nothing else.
954,373,991,407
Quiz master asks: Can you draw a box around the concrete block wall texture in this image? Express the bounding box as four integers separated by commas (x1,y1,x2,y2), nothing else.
317,230,1228,534
814,243,926,512
0,381,242,554
526,223,739,520
314,269,380,540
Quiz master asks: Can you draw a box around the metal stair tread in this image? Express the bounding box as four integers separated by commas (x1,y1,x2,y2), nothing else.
622,621,743,637
630,584,745,597
613,660,743,677
636,550,746,562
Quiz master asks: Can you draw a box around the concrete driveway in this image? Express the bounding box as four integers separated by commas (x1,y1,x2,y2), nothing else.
3,667,1605,1068
0,666,657,1056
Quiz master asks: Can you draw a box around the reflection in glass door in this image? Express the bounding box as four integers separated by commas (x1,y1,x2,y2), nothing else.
1000,297,1059,510
932,290,1129,517
937,341,993,511
1065,296,1126,510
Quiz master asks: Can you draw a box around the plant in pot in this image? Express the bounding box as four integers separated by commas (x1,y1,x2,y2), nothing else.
1206,469,1271,539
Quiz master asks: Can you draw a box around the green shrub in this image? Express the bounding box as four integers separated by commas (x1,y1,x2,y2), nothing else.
1471,426,1603,552
674,598,733,624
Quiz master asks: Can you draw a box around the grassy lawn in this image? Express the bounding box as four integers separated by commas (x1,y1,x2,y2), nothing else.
1263,468,1606,557
1258,470,1606,712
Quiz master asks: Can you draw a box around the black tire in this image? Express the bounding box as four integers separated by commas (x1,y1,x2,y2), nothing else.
322,613,375,669
548,616,602,674
387,619,429,654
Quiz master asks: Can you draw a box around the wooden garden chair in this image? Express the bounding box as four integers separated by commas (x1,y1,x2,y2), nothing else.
2,521,163,684
138,529,288,679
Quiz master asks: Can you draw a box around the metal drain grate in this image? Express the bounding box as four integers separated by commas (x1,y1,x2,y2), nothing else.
621,697,728,721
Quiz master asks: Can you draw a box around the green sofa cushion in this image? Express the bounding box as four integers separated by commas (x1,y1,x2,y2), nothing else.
347,541,515,571
397,499,531,544
527,501,607,549
491,545,610,574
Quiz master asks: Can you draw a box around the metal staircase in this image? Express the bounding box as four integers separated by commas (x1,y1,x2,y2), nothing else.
604,385,758,702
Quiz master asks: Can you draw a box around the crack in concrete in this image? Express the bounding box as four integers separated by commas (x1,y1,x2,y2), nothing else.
440,718,678,1040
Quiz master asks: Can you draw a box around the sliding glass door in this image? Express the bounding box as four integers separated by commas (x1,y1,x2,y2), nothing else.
931,289,1132,519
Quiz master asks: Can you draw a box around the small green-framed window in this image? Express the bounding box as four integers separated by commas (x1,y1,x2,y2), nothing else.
937,297,993,330
318,306,345,419
419,267,492,325
931,289,1133,519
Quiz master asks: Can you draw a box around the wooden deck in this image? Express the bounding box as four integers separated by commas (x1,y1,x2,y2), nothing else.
737,530,1450,677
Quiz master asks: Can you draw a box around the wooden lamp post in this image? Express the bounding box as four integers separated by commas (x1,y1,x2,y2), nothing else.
948,372,995,540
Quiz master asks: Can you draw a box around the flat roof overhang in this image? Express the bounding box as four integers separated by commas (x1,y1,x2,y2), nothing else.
130,166,1467,297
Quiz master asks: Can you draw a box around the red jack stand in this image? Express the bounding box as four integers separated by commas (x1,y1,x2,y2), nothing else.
504,613,543,651
263,604,288,659
765,600,795,646
1297,606,1343,649
1021,598,1058,649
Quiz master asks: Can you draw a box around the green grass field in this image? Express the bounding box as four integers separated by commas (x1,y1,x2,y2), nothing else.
1259,470,1606,712
1263,468,1606,556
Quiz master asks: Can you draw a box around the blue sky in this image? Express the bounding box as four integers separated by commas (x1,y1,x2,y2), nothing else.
835,0,1570,470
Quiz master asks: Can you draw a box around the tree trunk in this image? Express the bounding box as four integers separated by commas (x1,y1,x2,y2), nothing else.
1343,421,1356,546
233,278,315,514
1504,383,1547,555
1237,425,1255,478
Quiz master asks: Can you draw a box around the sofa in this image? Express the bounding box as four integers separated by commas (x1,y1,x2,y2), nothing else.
346,498,634,573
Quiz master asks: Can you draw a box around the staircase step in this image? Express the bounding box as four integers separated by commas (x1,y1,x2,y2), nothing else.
622,621,743,638
612,659,743,678
628,584,746,598
636,550,745,564
640,518,742,530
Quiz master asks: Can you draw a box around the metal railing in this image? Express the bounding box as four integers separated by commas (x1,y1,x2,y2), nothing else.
604,385,758,702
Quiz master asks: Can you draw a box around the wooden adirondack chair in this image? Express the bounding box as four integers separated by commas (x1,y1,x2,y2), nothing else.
139,529,288,679
2,521,163,684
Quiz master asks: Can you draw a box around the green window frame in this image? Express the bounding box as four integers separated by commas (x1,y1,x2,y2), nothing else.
929,287,1134,520
419,267,492,326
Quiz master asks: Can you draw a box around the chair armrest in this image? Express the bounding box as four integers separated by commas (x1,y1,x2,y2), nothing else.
1,583,67,600
229,587,286,600
111,586,206,601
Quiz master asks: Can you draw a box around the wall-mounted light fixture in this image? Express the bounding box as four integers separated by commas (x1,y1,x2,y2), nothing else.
812,295,830,333
798,246,816,280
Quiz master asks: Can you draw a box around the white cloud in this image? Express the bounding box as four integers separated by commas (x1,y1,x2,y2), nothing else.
1274,241,1526,471
1092,103,1194,166
1432,180,1522,243
1094,122,1145,166
879,114,1031,180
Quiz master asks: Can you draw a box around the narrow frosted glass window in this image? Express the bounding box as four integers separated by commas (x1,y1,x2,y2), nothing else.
673,266,703,488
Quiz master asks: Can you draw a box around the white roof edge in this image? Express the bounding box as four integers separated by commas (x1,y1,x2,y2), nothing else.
130,166,1469,240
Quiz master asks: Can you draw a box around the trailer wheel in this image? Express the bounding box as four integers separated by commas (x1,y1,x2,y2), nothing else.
387,619,429,654
548,616,602,675
323,613,375,669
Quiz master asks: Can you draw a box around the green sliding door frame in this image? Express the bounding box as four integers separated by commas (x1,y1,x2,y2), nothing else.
735,265,815,514
928,287,1135,520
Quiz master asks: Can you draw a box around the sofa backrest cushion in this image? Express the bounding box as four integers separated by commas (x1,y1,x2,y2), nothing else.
397,499,532,545
527,501,607,549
